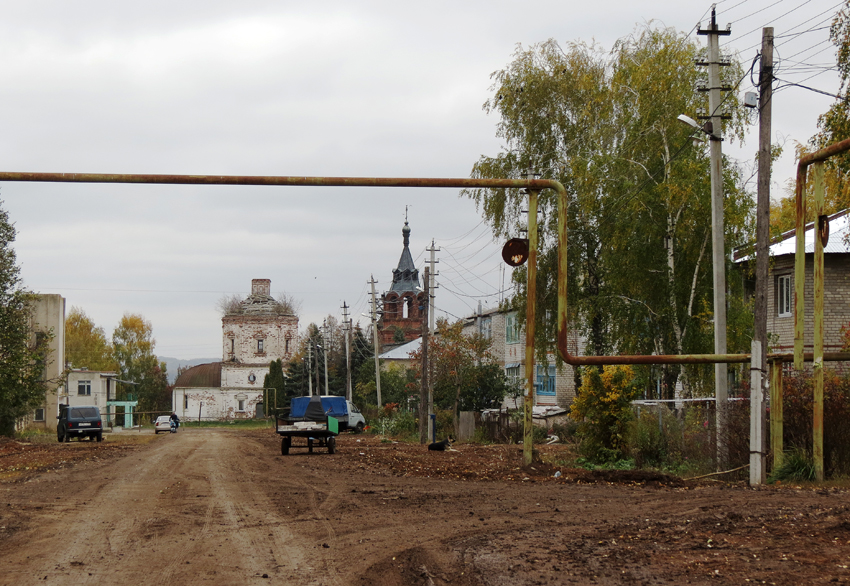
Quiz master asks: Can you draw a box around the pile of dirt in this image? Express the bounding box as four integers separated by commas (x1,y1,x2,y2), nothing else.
280,433,685,486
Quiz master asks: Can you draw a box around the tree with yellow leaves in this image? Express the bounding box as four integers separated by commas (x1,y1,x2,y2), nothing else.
570,365,641,463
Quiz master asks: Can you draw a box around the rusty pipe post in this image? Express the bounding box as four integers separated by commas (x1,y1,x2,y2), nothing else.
794,162,808,370
770,358,784,471
795,137,850,369
523,189,539,467
813,162,826,481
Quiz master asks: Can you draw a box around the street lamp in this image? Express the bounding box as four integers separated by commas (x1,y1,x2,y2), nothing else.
677,114,718,141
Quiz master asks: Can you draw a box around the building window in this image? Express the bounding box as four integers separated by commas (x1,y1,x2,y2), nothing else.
777,274,792,317
238,399,245,411
78,380,91,396
257,339,264,353
535,365,556,396
34,408,45,422
506,365,522,389
506,313,520,345
285,335,291,353
230,339,235,353
480,317,492,340
184,394,188,409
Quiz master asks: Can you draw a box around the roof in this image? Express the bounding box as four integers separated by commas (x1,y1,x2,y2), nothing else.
379,337,421,360
390,221,420,293
173,362,222,388
735,209,850,262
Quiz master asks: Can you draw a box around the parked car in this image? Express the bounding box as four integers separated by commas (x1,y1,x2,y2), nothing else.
57,404,103,442
288,396,366,432
154,415,172,434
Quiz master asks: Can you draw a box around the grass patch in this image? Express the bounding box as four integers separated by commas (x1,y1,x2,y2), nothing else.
770,449,816,483
15,428,57,444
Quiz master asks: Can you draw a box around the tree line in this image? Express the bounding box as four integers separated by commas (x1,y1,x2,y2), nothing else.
65,308,170,414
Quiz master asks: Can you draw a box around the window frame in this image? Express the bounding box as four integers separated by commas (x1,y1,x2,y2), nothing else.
480,317,492,340
777,274,793,318
505,365,521,388
505,313,520,345
535,365,556,396
77,380,92,396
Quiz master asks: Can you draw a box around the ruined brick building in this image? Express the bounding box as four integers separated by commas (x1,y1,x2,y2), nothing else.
173,279,298,419
379,220,427,349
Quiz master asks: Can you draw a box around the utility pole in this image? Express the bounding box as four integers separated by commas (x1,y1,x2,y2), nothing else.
369,275,382,406
342,302,352,402
426,239,439,334
751,26,774,486
698,7,731,469
419,267,430,444
307,344,313,396
322,320,330,395
426,239,439,426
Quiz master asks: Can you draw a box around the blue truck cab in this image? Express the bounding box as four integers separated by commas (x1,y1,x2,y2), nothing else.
289,396,366,432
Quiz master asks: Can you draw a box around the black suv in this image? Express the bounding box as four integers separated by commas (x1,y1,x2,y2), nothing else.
57,405,103,442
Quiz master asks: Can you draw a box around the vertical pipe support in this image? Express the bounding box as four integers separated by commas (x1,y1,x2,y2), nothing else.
523,189,539,466
813,162,826,481
770,358,784,471
794,167,807,369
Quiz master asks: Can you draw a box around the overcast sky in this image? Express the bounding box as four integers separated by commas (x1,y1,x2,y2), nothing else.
0,0,842,361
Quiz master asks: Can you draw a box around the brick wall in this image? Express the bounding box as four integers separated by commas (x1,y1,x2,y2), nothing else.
768,254,850,353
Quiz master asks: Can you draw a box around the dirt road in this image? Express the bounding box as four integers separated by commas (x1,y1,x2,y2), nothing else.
1,428,849,585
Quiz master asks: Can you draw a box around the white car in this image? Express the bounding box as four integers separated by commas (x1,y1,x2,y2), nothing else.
154,416,173,434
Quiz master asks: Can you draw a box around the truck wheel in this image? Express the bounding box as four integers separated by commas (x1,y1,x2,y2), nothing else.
328,436,336,455
308,439,313,454
96,432,103,442
63,433,71,443
355,422,364,433
57,431,63,443
281,437,290,455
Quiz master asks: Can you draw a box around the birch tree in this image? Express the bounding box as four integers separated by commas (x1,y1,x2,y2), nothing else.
464,24,754,398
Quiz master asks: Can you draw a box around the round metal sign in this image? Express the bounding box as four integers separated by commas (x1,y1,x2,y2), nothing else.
502,238,529,266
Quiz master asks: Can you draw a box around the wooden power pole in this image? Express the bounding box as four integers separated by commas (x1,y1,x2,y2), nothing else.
751,27,773,485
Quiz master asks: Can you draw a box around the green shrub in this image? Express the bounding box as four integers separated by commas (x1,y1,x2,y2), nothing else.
780,370,850,477
551,420,579,442
627,411,668,467
770,449,816,482
532,424,548,444
570,365,641,463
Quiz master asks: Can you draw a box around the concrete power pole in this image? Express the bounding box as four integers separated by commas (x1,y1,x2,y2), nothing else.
425,239,439,422
426,240,439,334
322,320,330,396
369,275,382,407
342,302,352,402
750,27,774,486
419,267,430,444
698,7,731,469
307,345,313,397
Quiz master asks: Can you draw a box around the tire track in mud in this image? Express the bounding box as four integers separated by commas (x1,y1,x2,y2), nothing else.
196,432,335,585
0,430,324,586
1,434,179,586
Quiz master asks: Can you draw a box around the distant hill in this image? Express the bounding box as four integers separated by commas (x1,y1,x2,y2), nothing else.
159,357,219,385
